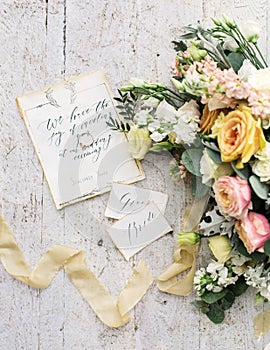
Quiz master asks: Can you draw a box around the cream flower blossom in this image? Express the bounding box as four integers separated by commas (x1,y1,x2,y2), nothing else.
252,142,270,182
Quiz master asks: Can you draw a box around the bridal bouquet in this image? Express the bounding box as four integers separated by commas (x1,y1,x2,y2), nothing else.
109,16,270,325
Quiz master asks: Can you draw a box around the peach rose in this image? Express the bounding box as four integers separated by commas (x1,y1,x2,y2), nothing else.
213,176,252,219
217,105,265,168
200,104,224,134
235,212,270,253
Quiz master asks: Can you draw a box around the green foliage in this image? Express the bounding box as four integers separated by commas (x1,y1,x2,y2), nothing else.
172,40,187,52
226,52,244,72
150,141,184,153
201,290,227,304
106,116,130,133
249,175,269,200
206,147,222,164
235,238,266,262
181,148,203,176
264,240,270,257
228,276,249,297
193,280,249,324
206,304,225,323
231,161,250,180
114,89,139,121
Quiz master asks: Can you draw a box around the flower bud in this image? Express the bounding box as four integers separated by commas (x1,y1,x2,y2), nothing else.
171,77,184,91
177,231,201,245
211,17,222,26
120,85,135,92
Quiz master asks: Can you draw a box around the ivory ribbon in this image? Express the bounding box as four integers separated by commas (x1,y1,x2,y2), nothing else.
156,195,208,296
0,216,153,328
157,244,198,295
254,309,270,339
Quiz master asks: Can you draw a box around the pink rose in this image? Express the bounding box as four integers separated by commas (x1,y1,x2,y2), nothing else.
235,212,270,253
213,176,252,219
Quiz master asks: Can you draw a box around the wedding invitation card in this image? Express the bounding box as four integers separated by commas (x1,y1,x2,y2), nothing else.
17,70,144,209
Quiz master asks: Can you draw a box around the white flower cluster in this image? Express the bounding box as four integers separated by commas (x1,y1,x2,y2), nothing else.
134,99,200,145
194,260,238,296
244,264,270,301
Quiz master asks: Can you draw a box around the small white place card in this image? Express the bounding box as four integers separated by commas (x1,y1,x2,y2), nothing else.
107,202,172,260
105,183,168,219
16,70,144,209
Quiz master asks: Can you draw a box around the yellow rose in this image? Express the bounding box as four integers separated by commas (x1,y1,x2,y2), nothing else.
217,105,266,168
127,126,152,160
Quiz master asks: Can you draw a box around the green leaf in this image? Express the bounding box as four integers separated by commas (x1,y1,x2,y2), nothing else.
228,276,249,297
231,161,250,179
220,290,235,310
191,300,208,308
206,148,222,164
206,304,225,323
235,238,266,262
201,290,227,304
226,52,244,72
249,175,269,200
172,40,187,52
264,239,270,257
181,148,203,176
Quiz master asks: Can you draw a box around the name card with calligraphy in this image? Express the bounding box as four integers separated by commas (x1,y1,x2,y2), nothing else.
107,202,172,261
17,70,144,209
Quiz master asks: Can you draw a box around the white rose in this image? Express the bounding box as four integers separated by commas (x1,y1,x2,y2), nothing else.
241,20,261,43
238,59,257,82
223,21,261,52
127,126,152,160
252,142,270,182
252,161,270,182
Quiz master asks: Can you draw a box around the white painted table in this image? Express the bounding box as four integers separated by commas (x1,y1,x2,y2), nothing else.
1,1,270,349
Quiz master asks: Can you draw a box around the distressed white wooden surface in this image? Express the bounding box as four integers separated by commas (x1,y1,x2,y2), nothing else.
1,1,270,349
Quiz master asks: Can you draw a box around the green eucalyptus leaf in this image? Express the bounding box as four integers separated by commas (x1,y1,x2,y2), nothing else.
206,304,225,324
201,290,227,304
249,175,269,200
226,52,244,72
231,161,250,179
182,148,203,176
206,148,222,164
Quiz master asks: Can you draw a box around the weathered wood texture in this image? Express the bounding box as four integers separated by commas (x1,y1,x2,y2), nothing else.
1,0,270,349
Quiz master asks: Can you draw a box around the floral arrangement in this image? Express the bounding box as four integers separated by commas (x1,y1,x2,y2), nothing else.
108,16,270,325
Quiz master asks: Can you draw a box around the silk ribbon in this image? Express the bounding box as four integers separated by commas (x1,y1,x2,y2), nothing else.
0,216,153,328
